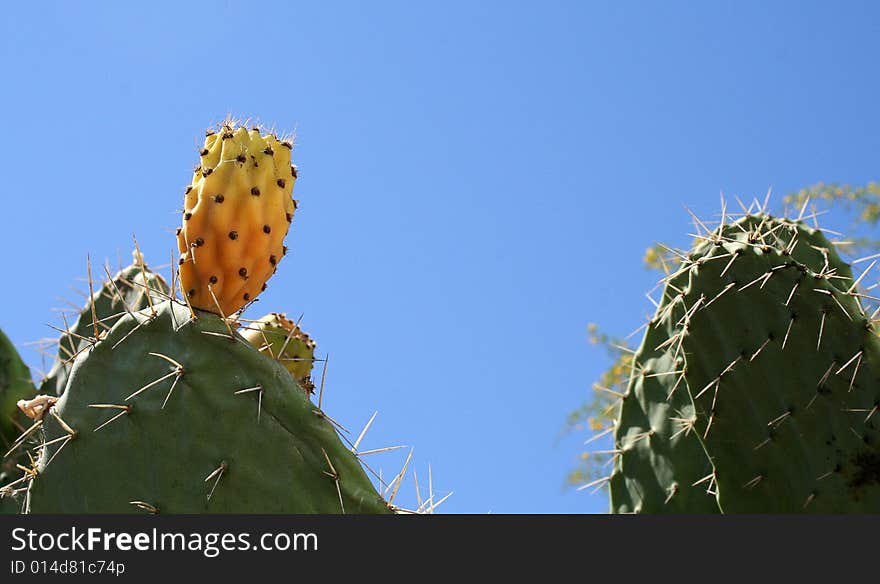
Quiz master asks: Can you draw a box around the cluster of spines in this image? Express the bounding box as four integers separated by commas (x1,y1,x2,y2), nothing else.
37,248,170,397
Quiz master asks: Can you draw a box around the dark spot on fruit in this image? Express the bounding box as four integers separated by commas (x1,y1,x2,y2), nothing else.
286,213,293,223
277,178,286,188
229,231,238,240
209,276,218,284
202,168,213,177
184,212,192,221
236,154,246,163
263,146,274,155
187,289,196,297
175,228,182,236
192,238,205,247
263,225,271,234
283,246,288,255
291,165,298,178
200,148,209,156
205,129,215,137
269,255,277,265
281,140,292,149
214,194,225,203
243,293,251,301
239,268,248,278
261,283,267,291
251,187,260,196
178,258,185,266
185,186,193,194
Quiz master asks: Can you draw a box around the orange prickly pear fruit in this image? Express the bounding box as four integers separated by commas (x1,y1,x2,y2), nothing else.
177,120,297,316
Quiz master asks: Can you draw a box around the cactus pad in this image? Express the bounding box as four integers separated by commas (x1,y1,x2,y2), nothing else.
0,327,35,513
25,301,390,514
611,214,880,513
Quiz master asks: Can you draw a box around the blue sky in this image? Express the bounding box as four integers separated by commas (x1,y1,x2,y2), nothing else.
1,1,878,513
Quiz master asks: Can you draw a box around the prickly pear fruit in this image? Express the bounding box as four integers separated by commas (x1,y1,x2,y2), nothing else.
177,121,297,317
25,300,389,514
610,213,880,513
41,252,170,396
241,313,316,394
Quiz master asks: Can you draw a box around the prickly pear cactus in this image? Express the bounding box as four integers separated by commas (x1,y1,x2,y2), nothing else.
241,313,317,394
0,328,35,438
1,120,414,515
24,301,390,514
177,121,297,316
41,253,170,396
0,327,35,513
611,213,880,513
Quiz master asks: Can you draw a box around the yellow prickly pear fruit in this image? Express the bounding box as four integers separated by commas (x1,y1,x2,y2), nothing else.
241,313,317,393
177,120,297,316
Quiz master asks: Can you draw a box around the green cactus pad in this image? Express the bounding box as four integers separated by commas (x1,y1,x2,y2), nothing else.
0,327,35,440
612,214,880,513
41,254,170,396
0,327,35,514
27,300,390,514
609,313,720,513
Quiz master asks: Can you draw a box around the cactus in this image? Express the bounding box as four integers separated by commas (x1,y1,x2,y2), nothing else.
0,120,411,515
41,252,170,396
241,313,317,394
1,328,35,439
0,327,35,513
610,213,880,513
23,300,389,513
177,121,297,316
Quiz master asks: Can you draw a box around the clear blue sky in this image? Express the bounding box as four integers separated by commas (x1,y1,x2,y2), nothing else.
1,1,878,513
